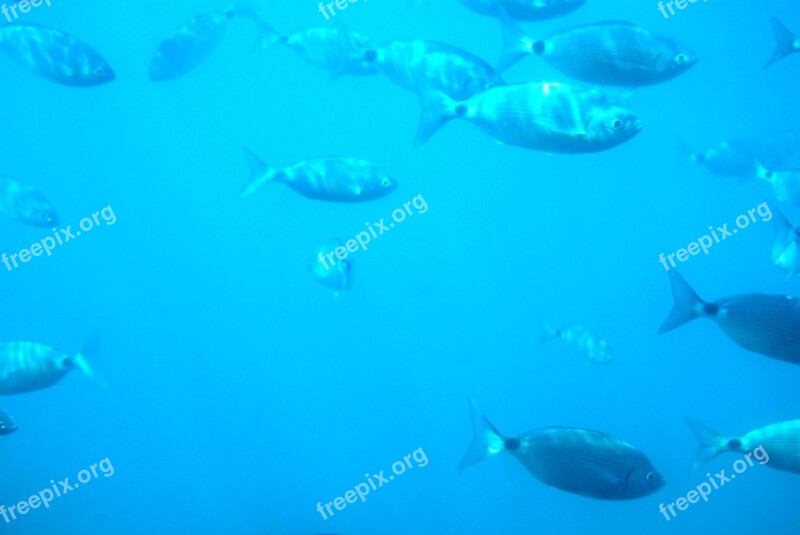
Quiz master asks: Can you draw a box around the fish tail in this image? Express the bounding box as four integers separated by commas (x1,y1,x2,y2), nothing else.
497,9,535,72
658,271,707,334
328,20,369,81
413,76,458,147
765,17,797,69
247,11,283,53
537,316,559,345
73,331,108,389
241,146,278,197
685,418,731,472
459,399,508,472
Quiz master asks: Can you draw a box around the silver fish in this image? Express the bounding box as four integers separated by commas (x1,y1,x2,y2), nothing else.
659,271,800,365
310,239,353,296
771,209,800,278
677,139,766,180
539,318,614,364
0,175,58,227
499,18,696,86
457,0,586,21
0,335,103,395
240,147,397,203
460,400,664,500
415,80,642,152
0,23,114,86
0,409,17,435
765,17,800,69
686,419,794,474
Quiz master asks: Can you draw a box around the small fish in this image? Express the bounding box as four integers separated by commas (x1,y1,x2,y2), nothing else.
148,1,255,81
659,270,800,365
362,39,504,100
499,17,696,86
0,23,114,86
758,167,800,206
310,239,353,296
0,409,18,435
539,318,614,364
0,175,58,227
677,139,766,180
0,333,104,395
456,0,586,21
460,399,664,500
771,209,800,278
240,147,397,203
415,80,642,152
765,17,800,69
686,419,793,474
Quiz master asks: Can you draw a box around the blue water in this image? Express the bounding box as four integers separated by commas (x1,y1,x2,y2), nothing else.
0,0,798,533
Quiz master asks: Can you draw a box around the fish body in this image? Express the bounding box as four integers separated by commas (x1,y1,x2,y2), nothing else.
310,239,353,295
539,319,614,364
500,18,696,86
686,418,798,474
0,23,114,86
460,400,664,500
758,167,800,206
771,209,800,278
416,80,641,153
365,40,503,100
241,147,397,202
0,340,99,395
765,17,800,69
457,0,586,21
0,409,17,435
679,139,765,179
0,175,58,227
659,271,800,364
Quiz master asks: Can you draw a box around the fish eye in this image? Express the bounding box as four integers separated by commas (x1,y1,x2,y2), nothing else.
764,171,774,179
675,53,687,65
381,179,391,188
610,118,624,130
646,472,656,481
95,67,105,77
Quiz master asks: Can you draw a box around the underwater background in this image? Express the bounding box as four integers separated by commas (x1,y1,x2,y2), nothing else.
0,0,798,533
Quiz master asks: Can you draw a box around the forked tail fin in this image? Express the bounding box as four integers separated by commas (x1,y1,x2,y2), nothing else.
459,399,507,472
658,271,707,334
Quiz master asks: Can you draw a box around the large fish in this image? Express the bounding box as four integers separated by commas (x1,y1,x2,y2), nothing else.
240,147,397,202
0,335,104,395
686,418,796,474
659,271,800,364
765,17,800,69
0,409,17,435
0,175,58,227
499,17,696,86
539,318,614,364
460,399,664,500
0,23,114,86
309,239,353,297
456,0,586,21
415,80,642,152
361,39,504,100
148,1,255,81
771,209,800,278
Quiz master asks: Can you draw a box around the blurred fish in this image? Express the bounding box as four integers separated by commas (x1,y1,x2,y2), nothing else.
760,130,800,169
685,419,792,473
0,175,58,227
499,17,696,86
456,0,586,20
148,1,256,81
771,209,800,278
361,39,504,100
676,139,766,180
310,239,353,296
240,147,397,202
765,17,800,69
659,270,800,365
460,399,664,499
0,409,17,435
0,333,105,395
415,80,642,152
539,318,614,364
0,23,114,86
758,167,800,206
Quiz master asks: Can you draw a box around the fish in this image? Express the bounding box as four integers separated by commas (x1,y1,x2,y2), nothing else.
676,139,766,180
685,418,796,474
415,80,642,152
361,39,504,100
0,175,59,227
310,239,353,296
760,130,800,169
240,147,397,202
771,209,800,278
456,0,586,21
0,23,114,86
758,167,800,207
539,318,614,364
659,270,800,365
0,333,105,395
148,1,255,81
499,17,696,86
460,399,664,500
0,409,18,435
765,17,800,69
